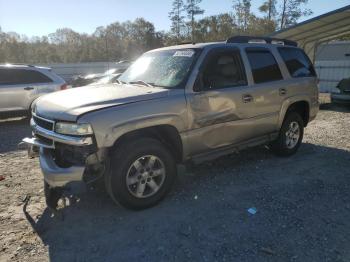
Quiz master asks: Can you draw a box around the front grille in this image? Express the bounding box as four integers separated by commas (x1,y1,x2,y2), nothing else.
33,115,54,131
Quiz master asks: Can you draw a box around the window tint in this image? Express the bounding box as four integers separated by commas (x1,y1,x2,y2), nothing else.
0,68,53,85
201,50,247,90
246,49,283,84
278,47,316,78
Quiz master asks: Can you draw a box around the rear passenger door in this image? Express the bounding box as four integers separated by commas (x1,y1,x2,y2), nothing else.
243,47,286,132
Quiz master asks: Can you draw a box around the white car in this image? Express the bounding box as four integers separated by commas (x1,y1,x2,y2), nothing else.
0,64,67,117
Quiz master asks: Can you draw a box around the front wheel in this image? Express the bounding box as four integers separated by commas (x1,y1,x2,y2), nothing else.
270,112,304,157
106,138,176,210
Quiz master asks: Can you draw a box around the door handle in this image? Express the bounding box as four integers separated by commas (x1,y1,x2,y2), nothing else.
242,94,253,103
279,88,287,96
24,87,34,91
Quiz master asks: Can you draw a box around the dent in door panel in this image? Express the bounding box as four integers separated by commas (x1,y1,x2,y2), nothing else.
191,94,241,128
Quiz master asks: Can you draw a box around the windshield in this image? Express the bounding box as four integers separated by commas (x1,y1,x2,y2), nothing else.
119,49,200,88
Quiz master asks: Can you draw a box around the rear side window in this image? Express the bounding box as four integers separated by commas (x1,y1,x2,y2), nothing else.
246,49,283,84
0,68,53,85
278,47,316,78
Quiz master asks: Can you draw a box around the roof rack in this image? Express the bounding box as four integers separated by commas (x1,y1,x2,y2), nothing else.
177,41,196,45
226,36,297,47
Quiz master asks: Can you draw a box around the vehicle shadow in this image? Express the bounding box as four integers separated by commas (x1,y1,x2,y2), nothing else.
319,102,350,113
22,142,350,261
0,117,31,153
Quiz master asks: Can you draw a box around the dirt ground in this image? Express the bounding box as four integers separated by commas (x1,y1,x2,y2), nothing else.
1,94,350,262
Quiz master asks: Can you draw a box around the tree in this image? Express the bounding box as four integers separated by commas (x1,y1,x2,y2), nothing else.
258,0,277,33
169,0,185,41
233,0,251,32
184,0,204,42
279,0,313,29
259,0,277,21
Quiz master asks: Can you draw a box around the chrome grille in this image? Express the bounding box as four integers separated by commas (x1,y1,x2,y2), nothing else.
33,115,54,131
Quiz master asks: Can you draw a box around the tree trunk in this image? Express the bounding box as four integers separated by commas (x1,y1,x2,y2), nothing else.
268,0,272,21
280,0,287,29
191,13,195,42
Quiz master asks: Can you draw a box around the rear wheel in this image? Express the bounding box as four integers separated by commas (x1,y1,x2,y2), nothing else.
270,112,304,157
106,138,176,210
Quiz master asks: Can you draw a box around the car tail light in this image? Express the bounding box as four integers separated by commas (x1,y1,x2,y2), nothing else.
60,83,68,90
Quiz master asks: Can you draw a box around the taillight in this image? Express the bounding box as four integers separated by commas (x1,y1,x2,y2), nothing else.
60,83,68,90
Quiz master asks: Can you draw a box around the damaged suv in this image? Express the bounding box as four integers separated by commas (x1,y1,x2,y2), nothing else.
23,36,319,210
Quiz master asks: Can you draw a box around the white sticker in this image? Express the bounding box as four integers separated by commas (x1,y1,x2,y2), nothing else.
173,50,195,57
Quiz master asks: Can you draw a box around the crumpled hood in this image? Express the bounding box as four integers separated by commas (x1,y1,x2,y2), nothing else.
35,84,169,121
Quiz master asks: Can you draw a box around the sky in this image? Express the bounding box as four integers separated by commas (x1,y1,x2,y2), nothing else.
0,0,349,37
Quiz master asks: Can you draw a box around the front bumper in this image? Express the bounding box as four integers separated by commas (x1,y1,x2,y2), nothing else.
22,115,95,188
39,148,85,187
331,93,350,104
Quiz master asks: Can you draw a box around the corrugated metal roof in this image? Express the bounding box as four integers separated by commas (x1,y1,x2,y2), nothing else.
270,5,350,61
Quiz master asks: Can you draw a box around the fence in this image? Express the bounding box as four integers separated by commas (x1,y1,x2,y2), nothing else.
39,62,126,81
315,60,350,92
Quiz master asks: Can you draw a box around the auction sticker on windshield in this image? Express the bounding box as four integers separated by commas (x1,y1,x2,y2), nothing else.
173,50,195,57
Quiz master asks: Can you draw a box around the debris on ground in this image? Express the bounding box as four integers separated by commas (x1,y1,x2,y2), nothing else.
260,247,275,255
247,207,257,215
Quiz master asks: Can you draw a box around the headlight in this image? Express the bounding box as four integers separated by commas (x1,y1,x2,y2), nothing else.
332,88,341,94
55,122,93,136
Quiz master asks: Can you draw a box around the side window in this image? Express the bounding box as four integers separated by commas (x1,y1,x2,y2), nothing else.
17,69,53,84
200,50,247,90
246,49,283,84
278,47,316,78
0,68,52,85
0,69,18,85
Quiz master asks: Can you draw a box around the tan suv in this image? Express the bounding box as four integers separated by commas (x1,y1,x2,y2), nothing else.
22,36,319,210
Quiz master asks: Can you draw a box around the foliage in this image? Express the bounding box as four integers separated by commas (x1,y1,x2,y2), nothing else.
184,0,205,42
278,0,313,29
168,0,186,42
0,0,318,64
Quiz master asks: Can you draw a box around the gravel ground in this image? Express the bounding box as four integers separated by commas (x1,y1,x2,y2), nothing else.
1,95,350,262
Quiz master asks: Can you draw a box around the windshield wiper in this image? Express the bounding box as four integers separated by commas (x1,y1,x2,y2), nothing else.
114,79,126,85
128,80,154,87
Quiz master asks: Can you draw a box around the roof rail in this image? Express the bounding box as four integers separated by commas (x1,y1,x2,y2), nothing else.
177,41,196,45
226,36,298,47
2,63,35,67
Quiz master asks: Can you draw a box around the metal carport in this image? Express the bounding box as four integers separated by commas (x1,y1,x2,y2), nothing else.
270,5,350,61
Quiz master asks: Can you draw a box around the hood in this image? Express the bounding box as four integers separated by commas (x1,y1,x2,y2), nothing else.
35,84,169,121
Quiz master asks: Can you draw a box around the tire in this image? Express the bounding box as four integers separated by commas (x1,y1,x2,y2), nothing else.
44,181,63,209
105,137,177,210
270,112,304,157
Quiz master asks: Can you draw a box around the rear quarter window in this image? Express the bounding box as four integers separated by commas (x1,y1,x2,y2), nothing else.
246,48,283,84
0,68,53,85
278,47,316,78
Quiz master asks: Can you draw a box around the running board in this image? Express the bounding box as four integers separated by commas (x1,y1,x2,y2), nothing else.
190,132,278,165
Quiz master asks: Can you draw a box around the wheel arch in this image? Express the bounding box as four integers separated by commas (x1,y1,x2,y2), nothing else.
279,98,310,128
110,125,184,163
